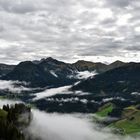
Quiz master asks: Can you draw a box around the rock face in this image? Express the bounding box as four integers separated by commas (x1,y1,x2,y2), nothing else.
72,62,140,95
1,57,126,87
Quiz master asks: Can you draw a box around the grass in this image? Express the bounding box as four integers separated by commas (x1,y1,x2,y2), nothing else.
109,106,140,134
115,120,140,134
96,103,113,117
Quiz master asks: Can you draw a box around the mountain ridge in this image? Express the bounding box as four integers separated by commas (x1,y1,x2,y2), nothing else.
0,58,131,87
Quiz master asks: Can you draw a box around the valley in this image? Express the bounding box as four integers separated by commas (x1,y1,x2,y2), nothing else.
0,58,140,139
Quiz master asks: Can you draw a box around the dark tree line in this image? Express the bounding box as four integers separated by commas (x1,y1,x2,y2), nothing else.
0,103,31,140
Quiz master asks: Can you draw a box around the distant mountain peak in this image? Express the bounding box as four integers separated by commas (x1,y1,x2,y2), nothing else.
45,57,55,61
107,60,126,70
32,57,66,65
40,57,66,66
110,60,124,65
74,60,94,64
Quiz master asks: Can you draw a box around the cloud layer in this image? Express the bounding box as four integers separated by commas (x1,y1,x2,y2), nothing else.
0,99,139,140
33,85,72,100
0,0,140,64
27,110,139,140
0,80,37,93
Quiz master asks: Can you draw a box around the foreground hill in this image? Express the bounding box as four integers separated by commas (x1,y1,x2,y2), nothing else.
72,62,140,95
95,103,140,135
0,103,31,140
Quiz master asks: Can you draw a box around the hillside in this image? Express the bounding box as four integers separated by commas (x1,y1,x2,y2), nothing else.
1,60,76,87
0,64,15,76
72,62,140,95
0,103,31,140
95,103,140,135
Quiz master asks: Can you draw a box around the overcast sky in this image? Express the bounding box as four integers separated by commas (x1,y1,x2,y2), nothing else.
0,0,140,64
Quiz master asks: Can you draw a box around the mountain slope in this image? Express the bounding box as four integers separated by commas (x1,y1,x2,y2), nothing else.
2,61,59,87
0,64,15,76
107,60,125,70
72,60,107,73
0,58,127,87
72,62,140,95
1,60,77,87
38,57,75,79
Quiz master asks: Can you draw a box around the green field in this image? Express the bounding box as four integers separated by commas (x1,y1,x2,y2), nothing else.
96,103,140,135
96,103,113,117
111,106,140,134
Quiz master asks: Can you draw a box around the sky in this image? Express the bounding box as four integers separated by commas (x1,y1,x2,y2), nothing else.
0,0,140,64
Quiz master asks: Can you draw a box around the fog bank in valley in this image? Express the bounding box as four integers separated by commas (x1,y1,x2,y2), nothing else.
0,99,139,140
27,110,139,140
0,99,21,108
0,80,36,93
33,85,72,100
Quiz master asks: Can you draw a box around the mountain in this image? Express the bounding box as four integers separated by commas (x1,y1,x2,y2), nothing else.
72,62,140,95
1,58,79,87
0,58,127,87
38,57,75,78
1,61,72,87
72,60,126,73
0,64,15,76
71,60,108,73
2,61,50,87
107,60,125,71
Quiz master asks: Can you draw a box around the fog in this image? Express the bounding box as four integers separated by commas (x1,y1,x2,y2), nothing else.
0,80,36,93
0,99,21,108
131,92,140,96
27,110,139,140
0,99,139,140
33,83,91,100
68,71,97,80
33,85,72,100
102,97,126,103
76,71,97,79
33,71,98,100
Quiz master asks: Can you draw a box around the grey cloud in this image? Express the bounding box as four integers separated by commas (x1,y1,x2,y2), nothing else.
0,0,140,64
105,0,132,7
0,0,38,14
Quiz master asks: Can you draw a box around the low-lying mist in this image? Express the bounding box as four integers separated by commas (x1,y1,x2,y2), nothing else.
0,80,36,93
0,99,21,108
0,99,139,140
76,70,97,79
27,110,139,140
33,85,72,100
